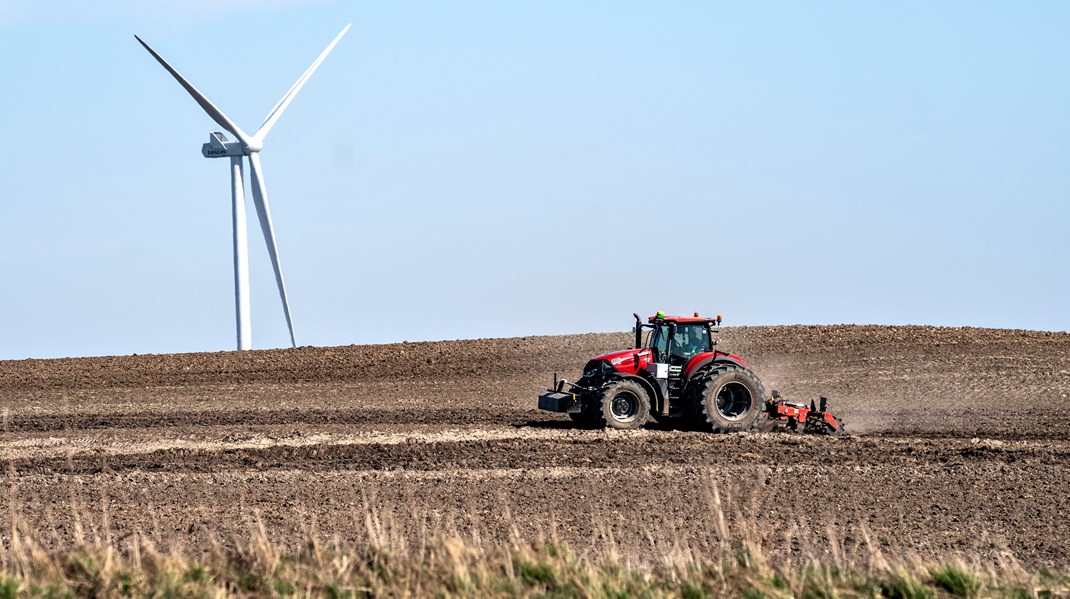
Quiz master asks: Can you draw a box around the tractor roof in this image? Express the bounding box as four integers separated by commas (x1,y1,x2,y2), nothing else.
648,314,720,325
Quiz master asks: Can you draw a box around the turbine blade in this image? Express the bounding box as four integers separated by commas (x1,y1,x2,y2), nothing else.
253,24,351,143
135,35,251,146
247,153,297,348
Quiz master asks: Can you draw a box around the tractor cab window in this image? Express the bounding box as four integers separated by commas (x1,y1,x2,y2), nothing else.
648,323,711,365
648,325,669,361
669,324,711,365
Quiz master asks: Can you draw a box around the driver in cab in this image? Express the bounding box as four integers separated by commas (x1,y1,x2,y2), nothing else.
670,327,707,364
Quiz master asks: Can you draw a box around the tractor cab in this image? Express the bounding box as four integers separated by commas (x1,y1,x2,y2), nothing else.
638,312,721,369
645,318,715,367
633,312,723,399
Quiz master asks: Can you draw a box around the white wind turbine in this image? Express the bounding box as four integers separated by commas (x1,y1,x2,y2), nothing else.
135,25,350,350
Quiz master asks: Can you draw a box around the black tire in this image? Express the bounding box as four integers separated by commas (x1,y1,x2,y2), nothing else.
691,365,765,433
597,380,651,430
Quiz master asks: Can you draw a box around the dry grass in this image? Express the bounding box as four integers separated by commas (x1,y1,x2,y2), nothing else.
0,478,1066,598
0,527,1067,598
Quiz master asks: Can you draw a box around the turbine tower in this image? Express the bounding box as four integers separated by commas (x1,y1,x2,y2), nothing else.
135,25,350,350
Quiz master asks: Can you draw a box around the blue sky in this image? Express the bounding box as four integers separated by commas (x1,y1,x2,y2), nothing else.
1,1,1067,359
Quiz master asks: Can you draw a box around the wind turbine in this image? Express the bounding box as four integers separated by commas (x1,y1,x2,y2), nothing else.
135,25,350,350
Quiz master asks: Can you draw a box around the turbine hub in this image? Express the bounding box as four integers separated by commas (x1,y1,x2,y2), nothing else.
243,139,263,153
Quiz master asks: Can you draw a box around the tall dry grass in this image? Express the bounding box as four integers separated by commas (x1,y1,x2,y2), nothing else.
0,475,1066,598
1,408,1066,596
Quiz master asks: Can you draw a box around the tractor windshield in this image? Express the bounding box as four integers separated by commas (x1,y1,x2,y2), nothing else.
648,323,711,365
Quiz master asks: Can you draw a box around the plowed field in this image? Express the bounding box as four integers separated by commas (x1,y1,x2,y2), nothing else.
1,325,1068,568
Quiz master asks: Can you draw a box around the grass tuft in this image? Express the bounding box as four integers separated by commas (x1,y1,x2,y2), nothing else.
183,563,212,584
931,564,983,598
0,578,18,599
884,571,933,599
742,588,768,599
515,556,558,587
681,582,710,599
271,577,295,596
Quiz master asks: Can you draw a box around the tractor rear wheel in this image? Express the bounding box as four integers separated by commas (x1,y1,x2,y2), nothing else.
691,365,765,433
597,380,650,430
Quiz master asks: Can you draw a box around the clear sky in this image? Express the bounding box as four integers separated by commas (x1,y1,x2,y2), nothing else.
1,1,1067,359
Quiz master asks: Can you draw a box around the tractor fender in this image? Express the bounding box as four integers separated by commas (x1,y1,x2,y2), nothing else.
607,373,662,414
684,353,747,380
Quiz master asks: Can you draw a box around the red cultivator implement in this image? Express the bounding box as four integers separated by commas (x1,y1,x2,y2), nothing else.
761,391,844,435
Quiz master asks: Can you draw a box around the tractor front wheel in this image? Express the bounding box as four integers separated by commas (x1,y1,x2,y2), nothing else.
597,380,650,430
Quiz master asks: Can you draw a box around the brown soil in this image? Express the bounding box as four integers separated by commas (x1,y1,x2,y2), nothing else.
1,325,1068,568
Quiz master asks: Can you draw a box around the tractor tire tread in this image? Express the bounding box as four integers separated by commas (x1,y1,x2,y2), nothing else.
597,379,651,430
691,365,765,433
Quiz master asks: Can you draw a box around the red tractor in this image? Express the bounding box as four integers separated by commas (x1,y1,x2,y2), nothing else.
538,312,843,434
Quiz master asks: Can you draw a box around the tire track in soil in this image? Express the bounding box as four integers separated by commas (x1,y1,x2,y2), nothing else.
1,407,548,433
11,434,1070,476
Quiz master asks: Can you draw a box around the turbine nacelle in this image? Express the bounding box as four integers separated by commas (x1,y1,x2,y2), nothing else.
202,132,245,158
